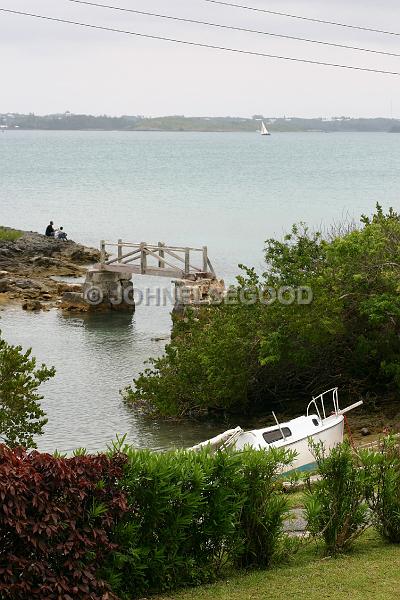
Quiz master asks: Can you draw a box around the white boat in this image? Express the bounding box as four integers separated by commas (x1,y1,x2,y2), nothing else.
190,388,363,473
260,121,271,136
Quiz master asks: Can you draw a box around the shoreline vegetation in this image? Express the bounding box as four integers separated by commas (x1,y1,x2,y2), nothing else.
126,205,400,439
2,113,400,132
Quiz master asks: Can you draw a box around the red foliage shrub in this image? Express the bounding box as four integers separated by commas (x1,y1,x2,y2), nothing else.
0,445,128,599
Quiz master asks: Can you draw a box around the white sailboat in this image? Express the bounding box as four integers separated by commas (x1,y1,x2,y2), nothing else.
260,121,271,136
190,388,363,473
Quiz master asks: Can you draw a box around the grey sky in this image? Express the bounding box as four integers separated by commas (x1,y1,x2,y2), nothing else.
1,0,400,117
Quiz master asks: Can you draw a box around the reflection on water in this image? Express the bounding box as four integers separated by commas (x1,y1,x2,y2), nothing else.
0,303,223,453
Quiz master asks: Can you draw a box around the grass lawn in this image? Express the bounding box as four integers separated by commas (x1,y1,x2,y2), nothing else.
285,489,306,509
0,226,22,241
157,532,400,600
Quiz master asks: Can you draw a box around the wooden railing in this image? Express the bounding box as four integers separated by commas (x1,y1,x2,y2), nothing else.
98,240,216,279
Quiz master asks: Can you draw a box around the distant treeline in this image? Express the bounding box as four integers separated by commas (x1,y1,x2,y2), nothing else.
1,113,400,132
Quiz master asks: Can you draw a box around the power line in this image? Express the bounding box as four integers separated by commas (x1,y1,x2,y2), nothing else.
0,8,399,76
200,0,400,37
62,0,400,59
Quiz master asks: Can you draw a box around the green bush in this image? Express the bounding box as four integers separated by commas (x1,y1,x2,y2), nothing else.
362,435,400,543
0,226,22,241
104,445,293,598
126,205,400,417
234,447,292,568
305,441,370,555
0,333,55,448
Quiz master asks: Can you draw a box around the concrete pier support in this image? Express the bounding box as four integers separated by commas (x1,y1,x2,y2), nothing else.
61,269,135,312
83,269,135,310
173,275,225,315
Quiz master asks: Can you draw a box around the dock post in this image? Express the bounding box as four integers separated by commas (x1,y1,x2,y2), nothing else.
100,240,106,264
158,242,165,268
140,242,147,274
118,239,123,263
184,248,190,277
202,246,208,273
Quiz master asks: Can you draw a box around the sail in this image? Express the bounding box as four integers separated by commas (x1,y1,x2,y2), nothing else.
260,121,269,135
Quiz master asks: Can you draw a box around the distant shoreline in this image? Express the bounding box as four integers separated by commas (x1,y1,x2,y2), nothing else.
2,114,400,134
2,128,399,134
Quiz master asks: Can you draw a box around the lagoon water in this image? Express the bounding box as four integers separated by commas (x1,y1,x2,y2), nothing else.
1,130,399,452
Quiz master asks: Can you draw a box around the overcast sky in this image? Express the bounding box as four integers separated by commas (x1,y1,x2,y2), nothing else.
1,0,400,117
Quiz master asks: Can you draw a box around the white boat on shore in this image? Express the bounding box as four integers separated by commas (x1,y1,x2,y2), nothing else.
190,388,363,473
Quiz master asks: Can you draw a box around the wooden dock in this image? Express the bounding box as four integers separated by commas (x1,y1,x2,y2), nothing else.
96,240,216,280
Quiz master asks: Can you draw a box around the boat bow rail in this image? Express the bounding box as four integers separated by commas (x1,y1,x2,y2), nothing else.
307,387,363,422
307,387,340,422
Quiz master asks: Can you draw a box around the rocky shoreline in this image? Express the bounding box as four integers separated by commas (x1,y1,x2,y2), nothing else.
0,228,100,311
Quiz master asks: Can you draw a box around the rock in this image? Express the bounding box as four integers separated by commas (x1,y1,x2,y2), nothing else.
15,279,41,290
0,279,10,293
22,300,43,311
283,508,308,537
22,291,41,300
68,284,83,293
61,291,90,312
69,247,100,264
31,256,60,268
173,277,225,314
56,282,71,294
0,230,99,271
360,427,371,437
56,282,82,295
30,256,83,275
0,229,100,310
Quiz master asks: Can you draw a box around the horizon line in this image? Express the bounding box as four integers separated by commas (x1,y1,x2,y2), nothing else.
1,112,399,120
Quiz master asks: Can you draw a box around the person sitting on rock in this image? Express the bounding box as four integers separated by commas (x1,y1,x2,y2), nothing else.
55,226,67,241
45,221,55,237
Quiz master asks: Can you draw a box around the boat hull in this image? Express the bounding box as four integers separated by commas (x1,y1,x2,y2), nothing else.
233,416,345,473
189,389,361,475
279,418,344,473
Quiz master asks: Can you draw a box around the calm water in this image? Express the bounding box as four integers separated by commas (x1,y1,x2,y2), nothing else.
0,130,399,452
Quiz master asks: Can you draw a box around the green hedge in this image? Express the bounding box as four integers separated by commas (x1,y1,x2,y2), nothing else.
103,445,293,598
305,436,400,555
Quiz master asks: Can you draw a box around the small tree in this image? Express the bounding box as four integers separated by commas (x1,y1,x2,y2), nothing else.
0,333,55,448
305,441,370,555
362,435,400,544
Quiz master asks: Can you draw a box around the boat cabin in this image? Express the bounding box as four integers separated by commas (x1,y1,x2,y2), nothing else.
234,414,324,450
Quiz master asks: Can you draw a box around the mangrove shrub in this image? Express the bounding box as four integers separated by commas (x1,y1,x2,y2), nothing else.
126,205,400,416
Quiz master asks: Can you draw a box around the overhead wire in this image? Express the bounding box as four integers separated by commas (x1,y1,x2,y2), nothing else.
62,0,400,59
0,7,399,75
199,0,400,37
